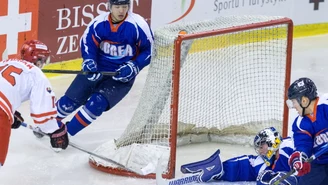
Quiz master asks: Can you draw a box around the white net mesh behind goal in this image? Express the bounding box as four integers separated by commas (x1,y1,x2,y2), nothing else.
89,15,292,178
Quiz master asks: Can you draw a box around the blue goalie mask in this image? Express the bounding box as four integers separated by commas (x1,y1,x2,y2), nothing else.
254,127,282,166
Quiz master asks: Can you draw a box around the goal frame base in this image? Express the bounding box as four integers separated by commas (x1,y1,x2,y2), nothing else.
89,159,173,179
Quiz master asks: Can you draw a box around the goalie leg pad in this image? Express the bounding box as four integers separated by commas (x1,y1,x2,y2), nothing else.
67,93,108,136
220,155,258,181
181,149,223,182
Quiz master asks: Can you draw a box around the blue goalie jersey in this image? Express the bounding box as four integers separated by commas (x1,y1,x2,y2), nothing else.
80,11,154,72
221,137,294,181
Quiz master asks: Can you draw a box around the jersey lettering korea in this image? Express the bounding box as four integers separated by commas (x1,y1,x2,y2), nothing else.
0,59,59,133
81,11,153,72
292,94,328,164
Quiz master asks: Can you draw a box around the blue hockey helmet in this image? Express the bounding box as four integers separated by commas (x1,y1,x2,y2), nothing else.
287,77,317,102
109,0,130,5
254,127,282,166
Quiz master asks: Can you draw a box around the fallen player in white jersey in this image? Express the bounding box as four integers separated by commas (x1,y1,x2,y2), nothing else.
181,127,298,185
0,40,69,167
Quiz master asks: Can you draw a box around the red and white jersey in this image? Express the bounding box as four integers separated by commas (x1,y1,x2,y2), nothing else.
0,59,59,133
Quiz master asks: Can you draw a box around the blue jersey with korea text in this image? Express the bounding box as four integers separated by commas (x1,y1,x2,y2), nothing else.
292,94,328,164
80,11,153,72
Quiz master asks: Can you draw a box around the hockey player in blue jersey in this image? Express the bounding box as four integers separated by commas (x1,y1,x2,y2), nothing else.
181,127,298,185
53,0,154,136
286,77,328,185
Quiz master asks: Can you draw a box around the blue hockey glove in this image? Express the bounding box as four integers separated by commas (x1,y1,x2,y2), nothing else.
82,59,102,81
113,61,139,83
256,170,298,185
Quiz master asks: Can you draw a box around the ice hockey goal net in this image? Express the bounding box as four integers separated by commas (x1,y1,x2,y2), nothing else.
89,15,293,179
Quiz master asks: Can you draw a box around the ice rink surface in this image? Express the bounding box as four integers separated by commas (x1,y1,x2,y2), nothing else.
0,34,327,185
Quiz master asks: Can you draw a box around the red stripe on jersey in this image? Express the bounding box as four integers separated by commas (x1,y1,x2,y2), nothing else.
30,110,57,118
0,91,13,123
271,151,280,170
33,117,55,124
92,35,100,47
298,130,312,137
315,128,328,136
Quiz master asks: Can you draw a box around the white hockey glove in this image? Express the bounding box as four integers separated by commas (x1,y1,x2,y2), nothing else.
113,61,139,83
82,59,102,81
256,170,298,185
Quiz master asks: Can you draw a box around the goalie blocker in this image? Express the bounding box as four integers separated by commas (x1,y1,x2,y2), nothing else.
181,127,298,185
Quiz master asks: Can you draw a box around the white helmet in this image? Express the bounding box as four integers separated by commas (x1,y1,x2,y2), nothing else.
254,127,282,166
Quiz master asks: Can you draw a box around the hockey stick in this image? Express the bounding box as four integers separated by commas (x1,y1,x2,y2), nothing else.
156,172,200,185
272,143,328,185
41,69,118,76
156,155,201,185
20,122,145,175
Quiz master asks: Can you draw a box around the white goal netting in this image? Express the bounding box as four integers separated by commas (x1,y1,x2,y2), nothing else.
89,15,292,177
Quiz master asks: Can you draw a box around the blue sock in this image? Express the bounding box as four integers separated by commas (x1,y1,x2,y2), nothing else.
66,93,108,136
66,106,96,136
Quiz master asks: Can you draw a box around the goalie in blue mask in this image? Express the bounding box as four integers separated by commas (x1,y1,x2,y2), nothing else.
181,127,298,185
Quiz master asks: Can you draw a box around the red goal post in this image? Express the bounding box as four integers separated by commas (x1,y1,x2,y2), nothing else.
89,15,293,179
